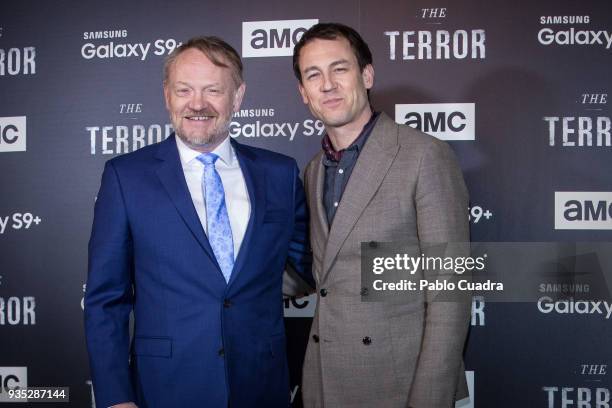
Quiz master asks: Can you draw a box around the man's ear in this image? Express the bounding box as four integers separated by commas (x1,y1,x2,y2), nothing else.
163,82,171,110
298,82,309,105
362,64,374,90
233,82,246,112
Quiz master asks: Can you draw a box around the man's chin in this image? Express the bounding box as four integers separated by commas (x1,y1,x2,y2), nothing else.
177,132,210,145
176,131,228,151
318,114,351,128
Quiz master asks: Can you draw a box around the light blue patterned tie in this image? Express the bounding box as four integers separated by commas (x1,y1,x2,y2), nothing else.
197,153,234,283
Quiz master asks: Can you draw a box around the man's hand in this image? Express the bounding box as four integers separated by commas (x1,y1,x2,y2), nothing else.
111,403,137,408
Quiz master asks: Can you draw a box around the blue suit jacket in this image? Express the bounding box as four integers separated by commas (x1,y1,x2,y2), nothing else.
84,134,313,408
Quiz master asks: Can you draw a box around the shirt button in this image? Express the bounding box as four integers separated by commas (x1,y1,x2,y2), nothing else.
362,336,372,345
338,169,344,174
223,299,232,308
320,288,328,297
333,202,339,207
312,334,320,343
218,348,225,357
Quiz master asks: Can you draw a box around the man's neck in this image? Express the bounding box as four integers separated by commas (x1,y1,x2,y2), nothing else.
327,107,373,151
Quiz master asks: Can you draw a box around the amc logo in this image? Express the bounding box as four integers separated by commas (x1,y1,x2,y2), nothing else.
242,19,318,57
455,370,474,408
0,367,27,402
555,192,612,230
283,293,316,318
395,103,475,141
0,116,26,152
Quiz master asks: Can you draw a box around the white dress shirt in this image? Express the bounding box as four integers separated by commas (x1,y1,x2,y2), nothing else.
175,135,251,259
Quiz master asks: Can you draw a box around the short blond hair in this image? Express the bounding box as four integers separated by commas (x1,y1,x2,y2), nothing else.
164,36,243,87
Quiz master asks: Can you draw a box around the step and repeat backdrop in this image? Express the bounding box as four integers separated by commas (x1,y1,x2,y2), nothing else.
1,0,611,406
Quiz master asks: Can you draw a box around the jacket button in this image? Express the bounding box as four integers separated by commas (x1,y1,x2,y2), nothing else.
368,241,378,248
362,336,372,345
312,334,320,343
320,288,328,297
223,299,232,308
360,287,368,296
218,348,225,357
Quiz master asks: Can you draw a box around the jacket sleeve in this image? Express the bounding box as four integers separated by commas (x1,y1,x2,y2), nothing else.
282,160,315,297
408,139,471,408
84,160,136,408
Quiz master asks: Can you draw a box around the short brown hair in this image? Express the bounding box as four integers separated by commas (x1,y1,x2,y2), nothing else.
164,36,243,87
293,23,373,84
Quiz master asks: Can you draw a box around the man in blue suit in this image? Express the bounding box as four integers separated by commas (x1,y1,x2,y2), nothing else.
84,36,313,408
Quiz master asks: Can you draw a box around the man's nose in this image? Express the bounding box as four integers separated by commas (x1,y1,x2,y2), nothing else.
321,73,337,92
188,92,208,111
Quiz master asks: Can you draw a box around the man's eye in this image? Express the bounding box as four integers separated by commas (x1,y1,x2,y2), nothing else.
334,67,347,73
176,89,190,95
307,73,320,80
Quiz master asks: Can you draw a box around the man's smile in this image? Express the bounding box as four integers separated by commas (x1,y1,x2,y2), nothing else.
184,114,215,121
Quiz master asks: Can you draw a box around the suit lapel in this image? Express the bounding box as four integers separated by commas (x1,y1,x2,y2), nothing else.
307,152,329,281
310,152,329,244
154,135,220,273
321,113,400,280
226,139,265,289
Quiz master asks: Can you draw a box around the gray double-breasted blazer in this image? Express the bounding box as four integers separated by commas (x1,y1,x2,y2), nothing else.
301,112,471,408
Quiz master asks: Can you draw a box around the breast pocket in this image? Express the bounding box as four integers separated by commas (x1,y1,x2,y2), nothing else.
356,197,409,242
360,197,403,226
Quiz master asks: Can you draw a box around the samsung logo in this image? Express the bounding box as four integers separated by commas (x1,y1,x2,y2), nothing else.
538,28,612,49
83,29,128,40
538,297,612,319
539,16,590,25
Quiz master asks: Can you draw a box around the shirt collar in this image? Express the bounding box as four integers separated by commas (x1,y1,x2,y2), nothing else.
175,134,235,167
321,112,380,163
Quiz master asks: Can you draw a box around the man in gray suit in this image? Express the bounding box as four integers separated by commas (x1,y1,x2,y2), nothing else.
292,23,471,408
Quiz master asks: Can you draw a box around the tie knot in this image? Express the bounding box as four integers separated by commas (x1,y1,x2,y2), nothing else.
197,153,219,166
